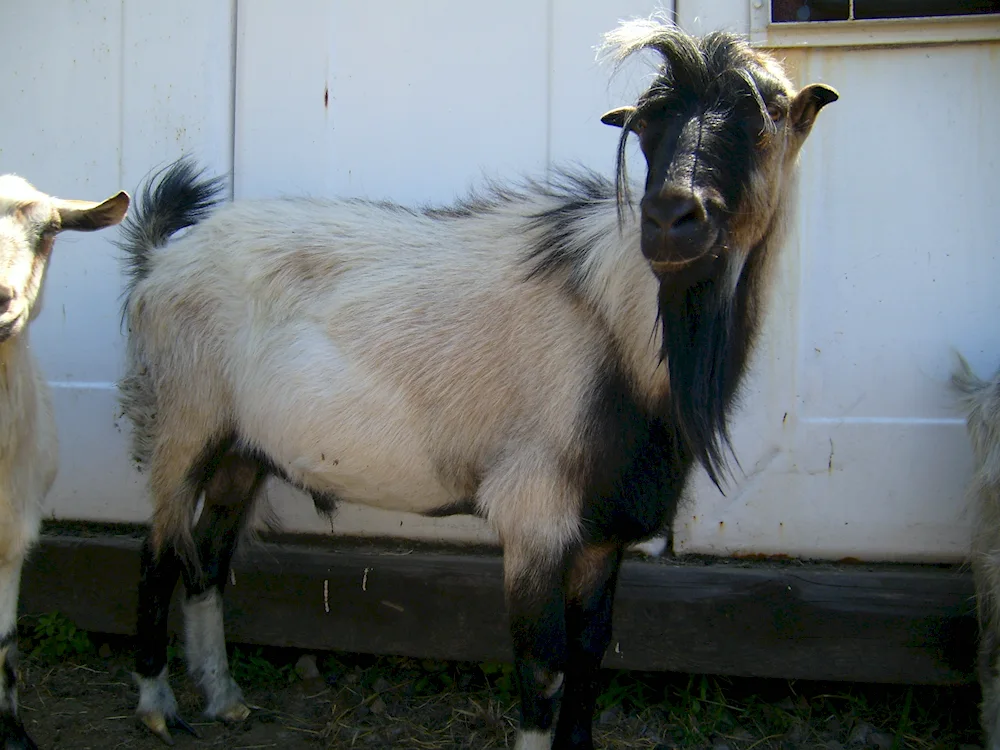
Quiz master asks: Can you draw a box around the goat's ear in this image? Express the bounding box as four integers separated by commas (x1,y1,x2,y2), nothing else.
600,106,637,128
55,191,130,232
790,84,839,135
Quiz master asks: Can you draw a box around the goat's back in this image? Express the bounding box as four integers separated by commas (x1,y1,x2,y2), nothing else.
123,192,647,513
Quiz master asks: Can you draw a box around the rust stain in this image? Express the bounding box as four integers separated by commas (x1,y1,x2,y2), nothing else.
731,552,793,561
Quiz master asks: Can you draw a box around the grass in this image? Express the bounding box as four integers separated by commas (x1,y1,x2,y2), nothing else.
229,646,981,749
16,612,985,749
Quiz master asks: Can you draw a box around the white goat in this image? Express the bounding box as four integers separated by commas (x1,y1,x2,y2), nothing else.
118,19,836,750
953,354,1000,750
0,175,128,748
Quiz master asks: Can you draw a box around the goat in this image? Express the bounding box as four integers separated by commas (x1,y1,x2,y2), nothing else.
117,18,836,749
0,175,128,748
952,354,1000,750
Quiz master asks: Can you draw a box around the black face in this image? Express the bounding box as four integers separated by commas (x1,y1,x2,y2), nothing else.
600,31,804,283
637,81,779,265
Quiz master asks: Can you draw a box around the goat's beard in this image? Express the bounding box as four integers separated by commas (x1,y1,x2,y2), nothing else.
656,254,747,491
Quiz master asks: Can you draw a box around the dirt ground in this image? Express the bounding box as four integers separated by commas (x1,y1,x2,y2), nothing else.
13,627,985,750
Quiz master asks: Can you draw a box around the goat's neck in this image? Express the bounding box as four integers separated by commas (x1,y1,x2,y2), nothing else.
0,333,39,445
579,209,668,411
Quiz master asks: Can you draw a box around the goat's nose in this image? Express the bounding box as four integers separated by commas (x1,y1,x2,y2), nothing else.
0,285,12,315
640,190,717,267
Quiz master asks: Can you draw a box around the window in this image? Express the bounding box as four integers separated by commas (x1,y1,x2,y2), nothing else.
751,0,1000,46
772,1,999,23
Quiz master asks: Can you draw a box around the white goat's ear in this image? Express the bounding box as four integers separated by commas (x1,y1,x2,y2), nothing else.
55,191,130,232
600,106,637,128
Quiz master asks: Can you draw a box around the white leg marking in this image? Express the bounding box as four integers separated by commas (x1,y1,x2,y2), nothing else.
183,589,245,718
630,535,667,557
134,666,179,718
515,729,552,750
543,672,564,699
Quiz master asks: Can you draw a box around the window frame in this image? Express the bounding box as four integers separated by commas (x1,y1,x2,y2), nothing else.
749,1,1000,47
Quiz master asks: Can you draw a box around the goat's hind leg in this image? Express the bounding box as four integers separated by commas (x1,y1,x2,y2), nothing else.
135,536,194,744
180,451,266,725
134,435,262,745
0,557,36,749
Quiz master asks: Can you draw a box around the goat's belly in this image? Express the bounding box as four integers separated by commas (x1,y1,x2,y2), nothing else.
302,471,458,515
237,390,460,516
233,330,471,515
276,447,459,515
249,418,460,513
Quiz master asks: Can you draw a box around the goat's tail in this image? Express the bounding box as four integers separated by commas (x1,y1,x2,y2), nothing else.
951,351,1000,499
117,157,226,473
118,156,227,304
951,351,990,400
950,351,998,432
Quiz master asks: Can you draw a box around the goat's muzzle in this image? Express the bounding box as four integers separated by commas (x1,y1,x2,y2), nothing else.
0,287,22,342
640,188,720,277
0,315,20,343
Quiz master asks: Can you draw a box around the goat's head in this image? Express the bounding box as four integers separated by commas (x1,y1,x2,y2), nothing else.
600,19,837,284
0,175,129,343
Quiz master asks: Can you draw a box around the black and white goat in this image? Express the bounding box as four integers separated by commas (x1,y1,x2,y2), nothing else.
952,355,1000,750
117,18,836,749
0,175,128,748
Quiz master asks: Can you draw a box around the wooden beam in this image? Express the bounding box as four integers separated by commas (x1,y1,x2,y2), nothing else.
20,526,976,685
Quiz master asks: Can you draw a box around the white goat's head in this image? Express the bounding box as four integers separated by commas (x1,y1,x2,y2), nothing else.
0,175,129,343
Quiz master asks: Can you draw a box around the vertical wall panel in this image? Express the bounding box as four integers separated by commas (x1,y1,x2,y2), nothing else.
0,1,234,523
548,1,670,170
673,42,997,562
234,0,548,203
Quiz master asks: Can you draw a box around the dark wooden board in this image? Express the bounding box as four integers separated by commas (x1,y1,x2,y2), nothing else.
20,527,977,685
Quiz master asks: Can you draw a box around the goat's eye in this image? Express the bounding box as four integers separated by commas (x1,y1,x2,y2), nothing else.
766,103,785,123
631,118,647,135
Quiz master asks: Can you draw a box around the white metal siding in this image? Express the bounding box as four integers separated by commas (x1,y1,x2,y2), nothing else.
2,1,995,562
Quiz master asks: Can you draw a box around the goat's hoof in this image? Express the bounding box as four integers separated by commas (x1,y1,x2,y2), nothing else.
138,710,200,746
215,701,251,724
139,712,174,746
0,714,39,750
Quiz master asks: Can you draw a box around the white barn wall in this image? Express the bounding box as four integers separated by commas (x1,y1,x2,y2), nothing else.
0,1,994,562
665,26,999,559
0,1,234,523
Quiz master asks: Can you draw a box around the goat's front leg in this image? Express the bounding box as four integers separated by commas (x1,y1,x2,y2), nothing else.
0,558,35,750
553,544,625,749
486,462,581,750
505,545,567,750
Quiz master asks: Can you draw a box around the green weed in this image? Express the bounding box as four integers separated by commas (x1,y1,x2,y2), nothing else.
229,646,296,688
24,612,92,661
